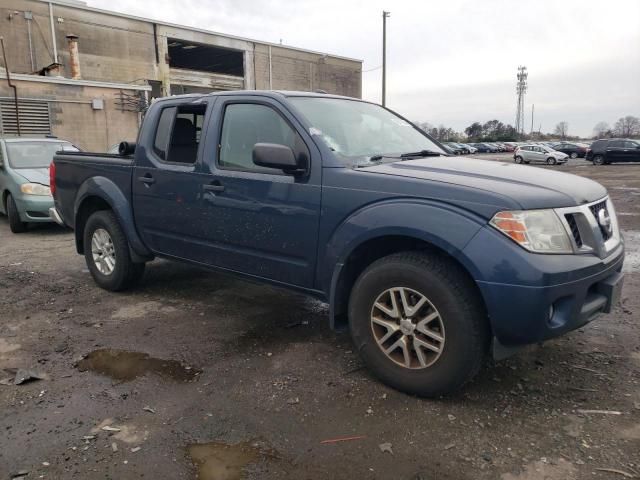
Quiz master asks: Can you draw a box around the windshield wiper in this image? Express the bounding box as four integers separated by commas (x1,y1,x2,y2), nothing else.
368,149,447,162
400,149,447,158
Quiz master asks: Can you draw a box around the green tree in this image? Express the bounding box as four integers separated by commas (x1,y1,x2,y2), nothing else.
464,122,483,140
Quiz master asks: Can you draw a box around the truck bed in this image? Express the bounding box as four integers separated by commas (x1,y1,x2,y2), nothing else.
53,152,134,230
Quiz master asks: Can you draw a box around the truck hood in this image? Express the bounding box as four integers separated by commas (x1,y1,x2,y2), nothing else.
13,168,50,186
359,157,606,209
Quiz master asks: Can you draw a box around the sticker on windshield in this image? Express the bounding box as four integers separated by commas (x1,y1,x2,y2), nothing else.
390,118,411,127
309,127,323,136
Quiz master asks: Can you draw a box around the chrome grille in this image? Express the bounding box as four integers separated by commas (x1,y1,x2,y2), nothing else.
564,214,583,247
555,196,620,259
588,200,612,240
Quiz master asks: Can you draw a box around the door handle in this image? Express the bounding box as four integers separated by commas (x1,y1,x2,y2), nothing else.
138,175,155,185
203,182,225,193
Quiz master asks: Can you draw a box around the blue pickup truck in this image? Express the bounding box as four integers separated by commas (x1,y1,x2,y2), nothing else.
50,91,624,396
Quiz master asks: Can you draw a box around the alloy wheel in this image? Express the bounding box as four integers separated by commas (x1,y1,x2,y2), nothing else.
91,228,116,275
370,287,445,369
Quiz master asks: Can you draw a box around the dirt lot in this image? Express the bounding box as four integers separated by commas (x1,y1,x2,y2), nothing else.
1,154,639,480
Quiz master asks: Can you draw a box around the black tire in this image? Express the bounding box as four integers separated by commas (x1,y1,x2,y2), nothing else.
546,157,557,165
83,210,145,291
348,252,489,397
6,194,27,233
514,155,523,164
593,155,604,165
570,152,578,159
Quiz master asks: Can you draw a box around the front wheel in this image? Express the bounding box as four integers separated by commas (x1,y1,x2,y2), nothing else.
570,152,578,159
83,210,145,291
593,155,605,165
546,157,557,165
348,252,489,397
6,194,27,233
514,155,523,164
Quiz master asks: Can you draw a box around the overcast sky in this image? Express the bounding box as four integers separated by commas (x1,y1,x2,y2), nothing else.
89,0,640,137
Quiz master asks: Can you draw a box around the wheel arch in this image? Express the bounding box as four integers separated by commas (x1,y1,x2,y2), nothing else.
323,201,488,331
74,177,152,260
1,189,10,212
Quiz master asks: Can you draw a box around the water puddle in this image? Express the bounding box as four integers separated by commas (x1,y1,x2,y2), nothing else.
187,441,278,480
76,349,200,382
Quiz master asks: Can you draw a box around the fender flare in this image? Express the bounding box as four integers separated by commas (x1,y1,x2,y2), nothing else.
323,199,486,328
74,176,152,259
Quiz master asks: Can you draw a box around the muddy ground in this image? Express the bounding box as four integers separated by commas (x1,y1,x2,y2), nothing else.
0,154,639,480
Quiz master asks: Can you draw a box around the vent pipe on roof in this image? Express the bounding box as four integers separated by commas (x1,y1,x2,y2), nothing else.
66,34,81,80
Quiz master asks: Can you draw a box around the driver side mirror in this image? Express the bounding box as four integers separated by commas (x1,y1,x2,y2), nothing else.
253,143,305,175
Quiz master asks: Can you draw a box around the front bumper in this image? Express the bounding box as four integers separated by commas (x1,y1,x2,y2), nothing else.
464,226,625,348
14,194,55,223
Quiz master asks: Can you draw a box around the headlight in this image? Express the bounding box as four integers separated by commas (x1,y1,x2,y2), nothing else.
490,210,573,253
20,183,51,196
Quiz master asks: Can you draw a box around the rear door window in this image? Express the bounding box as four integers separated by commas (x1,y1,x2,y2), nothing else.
152,104,207,164
609,140,625,148
153,107,176,161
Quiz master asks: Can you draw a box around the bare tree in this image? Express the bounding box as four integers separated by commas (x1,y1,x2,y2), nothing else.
613,115,640,137
593,121,610,138
554,121,569,139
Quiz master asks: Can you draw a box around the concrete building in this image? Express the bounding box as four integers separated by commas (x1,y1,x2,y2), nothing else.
0,0,362,151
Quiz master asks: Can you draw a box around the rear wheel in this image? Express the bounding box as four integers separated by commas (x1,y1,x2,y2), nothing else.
348,252,489,397
593,155,604,165
570,152,578,159
546,157,557,165
83,210,145,291
6,194,27,233
514,155,523,164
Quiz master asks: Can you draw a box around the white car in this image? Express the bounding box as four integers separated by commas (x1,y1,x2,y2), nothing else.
462,143,478,154
513,144,568,165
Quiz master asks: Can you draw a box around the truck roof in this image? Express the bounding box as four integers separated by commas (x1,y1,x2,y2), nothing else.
154,90,365,103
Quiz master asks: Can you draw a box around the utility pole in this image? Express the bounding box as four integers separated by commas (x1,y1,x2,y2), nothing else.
382,11,390,107
530,104,535,136
515,66,528,137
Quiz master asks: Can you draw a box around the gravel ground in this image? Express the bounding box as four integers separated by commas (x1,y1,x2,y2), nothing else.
0,154,639,480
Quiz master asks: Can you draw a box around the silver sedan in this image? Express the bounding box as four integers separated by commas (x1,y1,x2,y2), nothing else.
514,144,568,165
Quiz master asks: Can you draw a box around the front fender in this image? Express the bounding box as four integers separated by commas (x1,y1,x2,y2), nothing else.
323,199,487,327
74,176,151,258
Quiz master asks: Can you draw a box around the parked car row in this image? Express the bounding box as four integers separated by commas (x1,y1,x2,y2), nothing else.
445,138,640,166
444,142,515,154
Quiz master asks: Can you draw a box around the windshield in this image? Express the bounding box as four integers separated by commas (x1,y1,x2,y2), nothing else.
6,141,78,169
288,97,445,165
